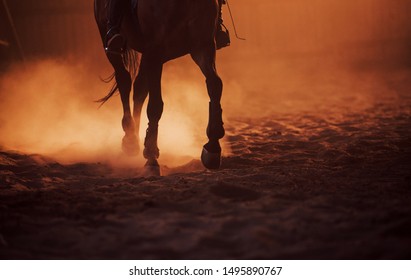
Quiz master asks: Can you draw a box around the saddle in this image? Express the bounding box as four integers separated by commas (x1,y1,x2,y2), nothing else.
127,0,230,50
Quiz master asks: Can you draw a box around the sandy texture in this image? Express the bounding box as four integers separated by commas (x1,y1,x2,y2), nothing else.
1,69,411,260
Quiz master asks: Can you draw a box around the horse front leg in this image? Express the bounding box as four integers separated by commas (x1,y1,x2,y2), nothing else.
202,74,225,169
108,54,139,155
143,56,163,176
191,46,225,169
131,56,149,156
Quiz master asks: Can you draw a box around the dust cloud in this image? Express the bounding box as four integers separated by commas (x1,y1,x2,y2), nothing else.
0,59,213,166
1,0,411,167
0,59,123,164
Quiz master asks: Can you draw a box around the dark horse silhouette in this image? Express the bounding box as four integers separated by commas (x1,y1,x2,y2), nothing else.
94,0,225,175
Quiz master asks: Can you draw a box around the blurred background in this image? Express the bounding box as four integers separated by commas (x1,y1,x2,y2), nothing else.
1,0,410,67
1,0,410,165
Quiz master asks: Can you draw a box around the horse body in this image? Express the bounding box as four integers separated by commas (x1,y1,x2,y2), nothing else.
94,0,225,174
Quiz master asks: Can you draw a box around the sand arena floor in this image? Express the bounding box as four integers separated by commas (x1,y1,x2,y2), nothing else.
1,68,411,259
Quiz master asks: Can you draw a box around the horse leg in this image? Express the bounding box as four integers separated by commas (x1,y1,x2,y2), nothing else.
107,53,138,155
191,46,225,169
131,55,149,155
142,55,163,176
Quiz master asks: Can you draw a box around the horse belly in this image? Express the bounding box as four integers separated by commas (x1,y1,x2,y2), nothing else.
137,0,217,60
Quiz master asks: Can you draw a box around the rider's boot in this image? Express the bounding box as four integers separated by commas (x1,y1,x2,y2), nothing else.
105,0,127,54
216,0,230,49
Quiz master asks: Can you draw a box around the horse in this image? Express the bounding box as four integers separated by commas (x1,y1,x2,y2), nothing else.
94,0,225,175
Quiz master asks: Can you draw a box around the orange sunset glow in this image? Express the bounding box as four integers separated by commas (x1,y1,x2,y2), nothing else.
0,0,411,260
1,0,410,166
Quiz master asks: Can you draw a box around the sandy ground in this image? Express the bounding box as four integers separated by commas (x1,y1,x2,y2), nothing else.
1,67,411,260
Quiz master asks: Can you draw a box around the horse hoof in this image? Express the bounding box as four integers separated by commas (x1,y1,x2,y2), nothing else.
201,147,221,170
143,160,161,177
122,135,139,156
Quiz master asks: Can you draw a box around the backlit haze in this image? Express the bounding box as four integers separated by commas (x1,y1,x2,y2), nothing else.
0,0,410,167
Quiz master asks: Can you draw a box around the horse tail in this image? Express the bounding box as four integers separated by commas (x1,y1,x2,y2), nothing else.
96,49,140,106
96,73,117,105
123,48,140,83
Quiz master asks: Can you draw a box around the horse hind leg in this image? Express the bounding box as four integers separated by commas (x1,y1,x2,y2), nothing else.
142,54,163,176
108,54,139,155
191,46,225,169
131,55,149,157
